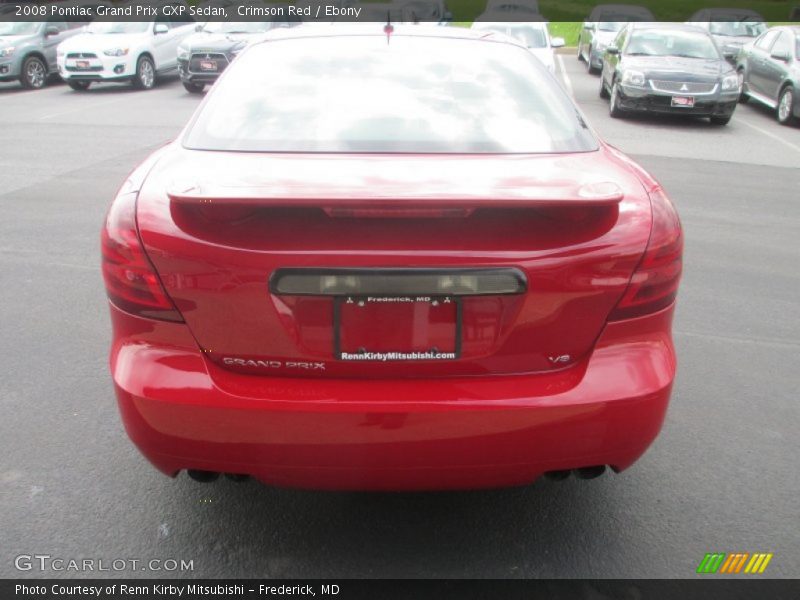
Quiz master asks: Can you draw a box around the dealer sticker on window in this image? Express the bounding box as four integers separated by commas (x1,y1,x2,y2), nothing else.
671,96,695,108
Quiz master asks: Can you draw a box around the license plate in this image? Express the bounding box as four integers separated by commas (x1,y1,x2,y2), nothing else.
76,60,90,69
671,95,695,107
335,296,460,361
199,60,217,71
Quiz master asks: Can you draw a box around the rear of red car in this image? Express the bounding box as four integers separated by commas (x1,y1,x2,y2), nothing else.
102,29,682,490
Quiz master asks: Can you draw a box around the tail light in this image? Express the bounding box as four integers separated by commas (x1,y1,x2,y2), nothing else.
101,189,183,322
608,186,682,321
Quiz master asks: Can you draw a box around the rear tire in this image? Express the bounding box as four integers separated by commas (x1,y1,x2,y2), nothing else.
67,80,91,91
599,77,610,99
182,81,205,94
20,56,47,89
132,55,155,90
609,82,625,117
709,115,732,126
737,70,749,103
777,86,796,126
587,48,601,75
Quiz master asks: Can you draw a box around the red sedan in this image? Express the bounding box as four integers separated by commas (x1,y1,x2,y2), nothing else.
102,26,682,490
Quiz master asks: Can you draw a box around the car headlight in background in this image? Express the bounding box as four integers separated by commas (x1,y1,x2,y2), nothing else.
721,74,739,92
621,70,646,87
177,45,190,61
0,46,15,58
103,48,129,57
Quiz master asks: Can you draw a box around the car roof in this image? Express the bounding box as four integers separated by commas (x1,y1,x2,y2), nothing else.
590,4,654,18
260,23,529,46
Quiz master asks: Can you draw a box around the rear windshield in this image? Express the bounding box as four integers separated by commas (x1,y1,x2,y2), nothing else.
183,35,597,154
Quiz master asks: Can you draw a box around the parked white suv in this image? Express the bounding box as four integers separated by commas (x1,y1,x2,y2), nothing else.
57,4,195,90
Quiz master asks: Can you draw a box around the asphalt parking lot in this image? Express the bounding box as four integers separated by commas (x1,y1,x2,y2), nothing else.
1,54,799,579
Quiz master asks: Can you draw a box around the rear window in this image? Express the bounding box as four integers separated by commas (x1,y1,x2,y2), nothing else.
183,35,597,154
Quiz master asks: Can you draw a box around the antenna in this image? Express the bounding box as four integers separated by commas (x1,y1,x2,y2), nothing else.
384,11,394,44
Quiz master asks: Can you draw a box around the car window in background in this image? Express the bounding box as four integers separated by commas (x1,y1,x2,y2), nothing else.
479,25,547,48
708,21,766,37
770,31,793,58
48,21,69,33
614,26,629,49
0,21,40,35
598,22,626,32
626,30,720,59
184,37,597,154
87,22,151,34
755,30,779,50
597,16,651,31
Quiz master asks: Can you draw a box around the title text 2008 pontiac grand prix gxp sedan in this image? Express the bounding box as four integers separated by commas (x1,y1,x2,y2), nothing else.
102,26,682,491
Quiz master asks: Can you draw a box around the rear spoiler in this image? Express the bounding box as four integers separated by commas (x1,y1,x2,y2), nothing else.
167,181,624,210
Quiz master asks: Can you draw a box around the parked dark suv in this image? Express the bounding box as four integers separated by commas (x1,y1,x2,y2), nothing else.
737,26,800,126
177,15,298,94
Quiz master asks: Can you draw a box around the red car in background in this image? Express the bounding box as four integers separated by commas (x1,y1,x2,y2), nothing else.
102,26,682,491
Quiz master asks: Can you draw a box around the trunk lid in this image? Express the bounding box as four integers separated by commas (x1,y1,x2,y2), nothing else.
136,146,652,378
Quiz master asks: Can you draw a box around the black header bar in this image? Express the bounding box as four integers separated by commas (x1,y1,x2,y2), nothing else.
0,1,798,23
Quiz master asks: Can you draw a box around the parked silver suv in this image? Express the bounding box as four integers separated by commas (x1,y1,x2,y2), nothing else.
0,20,85,89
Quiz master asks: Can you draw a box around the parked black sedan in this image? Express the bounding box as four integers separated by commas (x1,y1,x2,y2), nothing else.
599,24,740,125
737,26,800,126
177,16,298,93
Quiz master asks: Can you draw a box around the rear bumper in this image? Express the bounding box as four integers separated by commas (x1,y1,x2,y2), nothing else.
109,303,677,491
617,84,738,117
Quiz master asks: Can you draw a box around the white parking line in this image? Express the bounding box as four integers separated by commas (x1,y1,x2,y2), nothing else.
556,54,574,98
734,115,800,155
